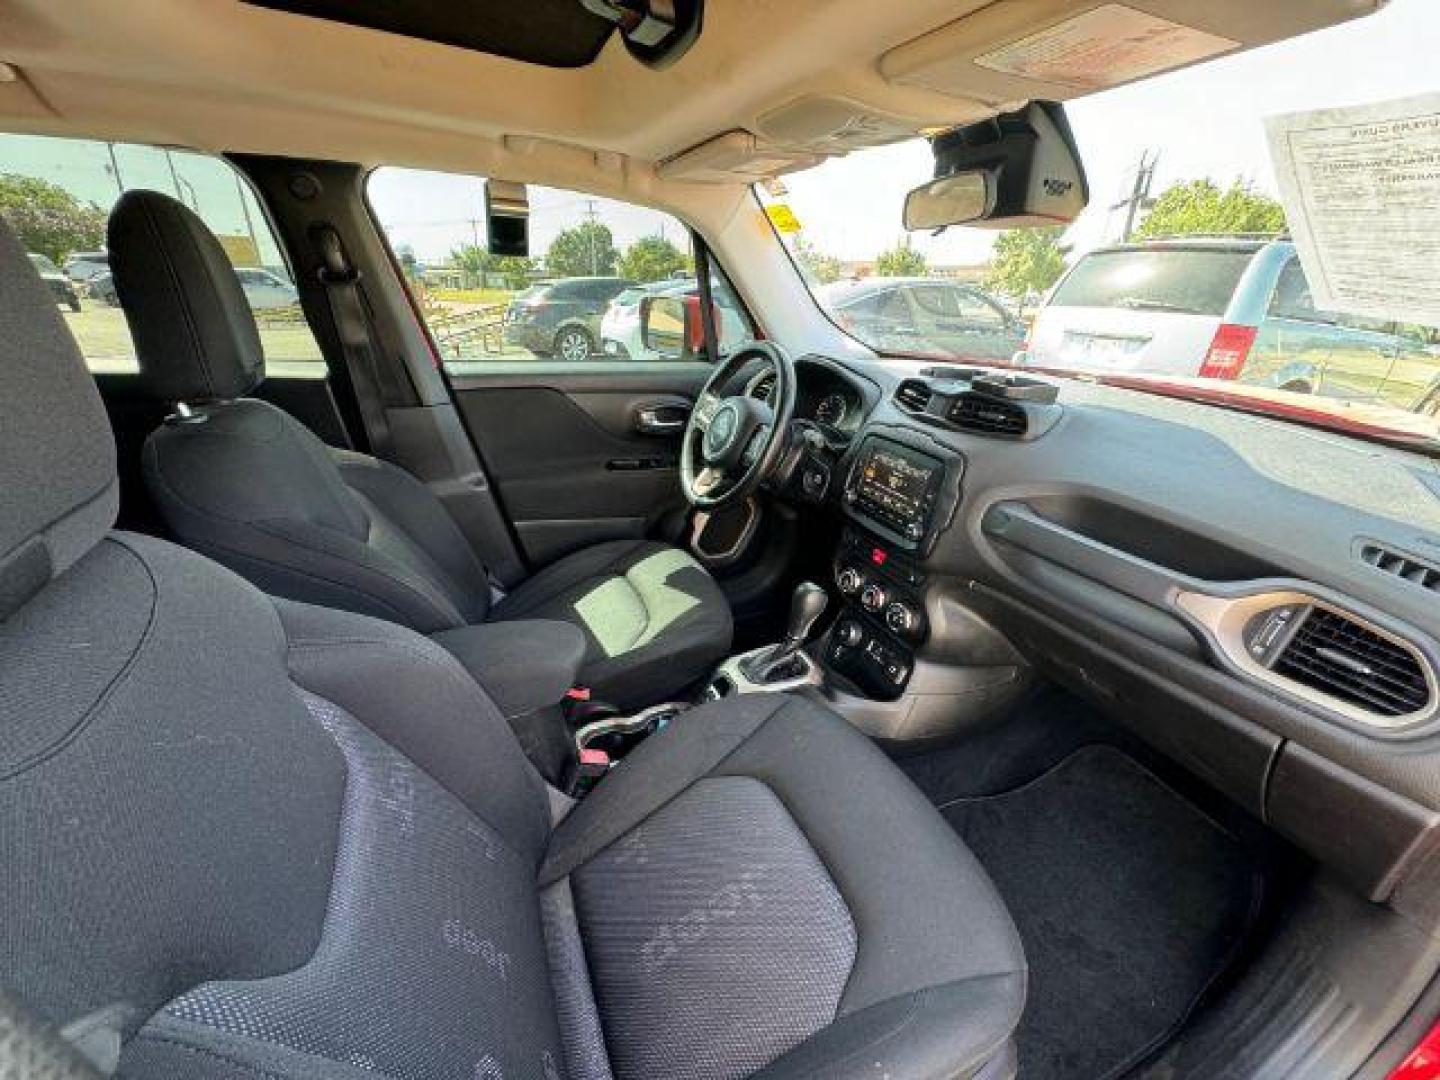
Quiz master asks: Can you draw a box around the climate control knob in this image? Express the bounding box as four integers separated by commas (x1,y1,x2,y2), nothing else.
885,601,918,635
860,582,887,612
836,567,863,595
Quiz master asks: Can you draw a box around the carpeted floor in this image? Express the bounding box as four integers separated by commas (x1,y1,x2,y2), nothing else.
942,744,1264,1079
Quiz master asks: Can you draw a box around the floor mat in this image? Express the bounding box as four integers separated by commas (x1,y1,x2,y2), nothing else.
943,745,1263,1079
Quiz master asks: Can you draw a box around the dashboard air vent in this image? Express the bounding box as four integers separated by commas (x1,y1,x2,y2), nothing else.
948,393,1028,437
1360,542,1440,593
1274,608,1430,718
894,380,933,413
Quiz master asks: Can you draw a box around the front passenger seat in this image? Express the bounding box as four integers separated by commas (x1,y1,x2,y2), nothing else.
107,189,731,710
0,211,1025,1078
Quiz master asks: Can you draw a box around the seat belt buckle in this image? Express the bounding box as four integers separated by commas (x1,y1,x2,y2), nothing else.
566,687,592,701
566,747,612,798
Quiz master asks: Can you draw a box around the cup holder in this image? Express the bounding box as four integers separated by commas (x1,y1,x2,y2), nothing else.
574,703,686,761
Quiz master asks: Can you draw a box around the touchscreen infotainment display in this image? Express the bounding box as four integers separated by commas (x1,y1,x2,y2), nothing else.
849,439,942,540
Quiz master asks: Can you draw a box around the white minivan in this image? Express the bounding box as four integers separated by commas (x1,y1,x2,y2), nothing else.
1021,238,1281,377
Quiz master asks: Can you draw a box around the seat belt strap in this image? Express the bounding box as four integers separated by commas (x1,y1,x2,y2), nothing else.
694,238,722,363
313,224,396,461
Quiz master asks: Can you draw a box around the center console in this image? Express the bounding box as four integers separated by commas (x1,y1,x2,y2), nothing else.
825,427,966,700
827,529,928,699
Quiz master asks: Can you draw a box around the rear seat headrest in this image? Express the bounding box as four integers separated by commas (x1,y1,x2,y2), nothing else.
0,215,117,620
108,189,266,404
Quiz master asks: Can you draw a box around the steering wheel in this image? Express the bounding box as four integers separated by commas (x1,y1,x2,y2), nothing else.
680,342,797,510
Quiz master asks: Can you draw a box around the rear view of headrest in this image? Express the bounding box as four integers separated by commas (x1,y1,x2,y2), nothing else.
0,214,117,620
108,189,266,403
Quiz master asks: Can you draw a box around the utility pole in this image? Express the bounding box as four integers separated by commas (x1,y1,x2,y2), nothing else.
583,199,599,274
1112,150,1159,242
164,150,185,204
105,143,125,197
232,170,261,266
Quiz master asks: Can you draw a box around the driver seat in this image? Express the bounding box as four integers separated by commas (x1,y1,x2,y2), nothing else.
108,189,732,709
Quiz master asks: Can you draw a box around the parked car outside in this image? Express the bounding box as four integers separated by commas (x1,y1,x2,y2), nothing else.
1019,238,1440,413
504,276,635,361
233,267,300,310
27,253,82,311
86,270,119,306
87,265,299,311
601,278,749,361
63,250,110,282
815,277,1025,362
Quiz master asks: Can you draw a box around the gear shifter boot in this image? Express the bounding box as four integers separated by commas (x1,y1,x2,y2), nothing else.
740,581,828,684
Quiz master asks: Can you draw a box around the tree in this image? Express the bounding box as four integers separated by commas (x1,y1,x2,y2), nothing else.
985,227,1067,297
792,235,843,285
874,239,927,277
0,173,107,263
448,244,537,290
617,235,690,283
1135,178,1286,240
546,220,617,277
450,243,490,286
492,256,539,291
395,243,419,280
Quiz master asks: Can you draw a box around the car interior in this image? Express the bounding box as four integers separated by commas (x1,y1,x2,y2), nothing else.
3,2,1440,1079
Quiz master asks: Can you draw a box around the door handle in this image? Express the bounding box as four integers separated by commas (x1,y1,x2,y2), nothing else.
635,405,689,434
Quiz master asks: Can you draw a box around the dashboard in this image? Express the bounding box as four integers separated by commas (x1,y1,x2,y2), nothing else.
747,361,868,435
755,351,1440,910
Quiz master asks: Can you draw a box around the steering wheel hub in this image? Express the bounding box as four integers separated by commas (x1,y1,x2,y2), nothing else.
680,343,797,510
702,397,764,468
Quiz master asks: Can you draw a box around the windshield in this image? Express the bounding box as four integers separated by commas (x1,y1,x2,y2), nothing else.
758,0,1440,450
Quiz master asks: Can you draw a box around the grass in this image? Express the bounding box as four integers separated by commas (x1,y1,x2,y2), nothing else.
424,287,515,306
62,302,324,375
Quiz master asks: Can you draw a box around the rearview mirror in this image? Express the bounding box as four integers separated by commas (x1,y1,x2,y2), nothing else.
484,180,530,257
640,295,693,360
903,102,1088,231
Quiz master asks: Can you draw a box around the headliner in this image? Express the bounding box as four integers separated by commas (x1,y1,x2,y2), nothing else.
0,1,1381,201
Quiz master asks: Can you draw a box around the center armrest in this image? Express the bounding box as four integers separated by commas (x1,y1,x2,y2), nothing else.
431,620,587,719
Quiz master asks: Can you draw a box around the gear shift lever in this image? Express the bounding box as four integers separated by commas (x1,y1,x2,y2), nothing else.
742,581,828,683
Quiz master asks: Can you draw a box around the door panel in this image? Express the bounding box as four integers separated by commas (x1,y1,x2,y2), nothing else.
450,361,712,565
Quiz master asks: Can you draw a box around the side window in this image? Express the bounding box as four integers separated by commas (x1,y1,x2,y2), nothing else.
956,290,1008,327
367,167,754,370
1268,259,1328,323
868,289,910,324
910,286,962,319
842,293,883,321
0,133,322,376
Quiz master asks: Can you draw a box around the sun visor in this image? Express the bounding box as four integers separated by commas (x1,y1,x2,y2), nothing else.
880,0,1380,103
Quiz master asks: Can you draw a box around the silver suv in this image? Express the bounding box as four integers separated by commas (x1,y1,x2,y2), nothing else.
1020,238,1440,413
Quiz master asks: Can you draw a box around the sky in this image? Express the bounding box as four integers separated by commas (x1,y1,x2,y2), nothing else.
0,135,286,266
368,169,687,265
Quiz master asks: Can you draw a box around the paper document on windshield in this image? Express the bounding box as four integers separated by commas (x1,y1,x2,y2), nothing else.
1266,93,1440,327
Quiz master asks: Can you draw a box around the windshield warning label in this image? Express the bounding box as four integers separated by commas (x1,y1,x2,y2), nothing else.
1267,93,1440,327
974,5,1237,91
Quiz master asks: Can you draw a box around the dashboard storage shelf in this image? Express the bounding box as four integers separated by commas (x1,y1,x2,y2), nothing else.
892,372,1064,441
